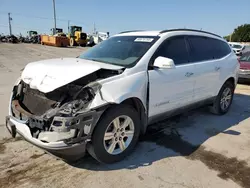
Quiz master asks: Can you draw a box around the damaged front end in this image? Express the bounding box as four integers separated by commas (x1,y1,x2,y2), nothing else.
11,81,101,142
6,69,121,159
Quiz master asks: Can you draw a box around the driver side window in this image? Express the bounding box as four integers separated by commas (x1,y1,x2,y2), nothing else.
154,36,190,65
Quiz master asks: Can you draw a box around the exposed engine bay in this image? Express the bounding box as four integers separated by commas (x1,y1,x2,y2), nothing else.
11,68,123,143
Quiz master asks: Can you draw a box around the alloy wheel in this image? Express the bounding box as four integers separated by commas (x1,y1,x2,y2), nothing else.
103,115,134,155
220,87,232,110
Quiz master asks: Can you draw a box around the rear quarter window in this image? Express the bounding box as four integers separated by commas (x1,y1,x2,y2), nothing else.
211,39,231,58
188,36,231,62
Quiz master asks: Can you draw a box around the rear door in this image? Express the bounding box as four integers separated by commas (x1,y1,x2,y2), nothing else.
187,36,220,101
148,36,196,118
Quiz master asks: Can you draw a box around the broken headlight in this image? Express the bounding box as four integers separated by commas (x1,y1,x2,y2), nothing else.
59,83,101,116
59,100,86,115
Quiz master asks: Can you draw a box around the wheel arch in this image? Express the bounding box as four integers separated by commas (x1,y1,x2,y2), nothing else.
90,97,148,139
217,77,236,96
224,77,236,89
121,97,148,135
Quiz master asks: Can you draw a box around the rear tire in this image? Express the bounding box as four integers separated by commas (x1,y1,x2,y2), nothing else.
210,81,234,115
87,105,140,164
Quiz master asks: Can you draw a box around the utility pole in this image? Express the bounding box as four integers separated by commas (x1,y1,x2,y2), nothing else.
8,13,12,35
68,20,70,33
93,22,96,34
52,0,57,35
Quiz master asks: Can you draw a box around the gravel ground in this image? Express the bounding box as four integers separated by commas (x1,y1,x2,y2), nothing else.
0,43,250,188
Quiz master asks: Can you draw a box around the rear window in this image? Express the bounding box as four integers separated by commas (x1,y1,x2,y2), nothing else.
242,46,250,53
232,44,243,49
188,36,231,62
240,52,250,62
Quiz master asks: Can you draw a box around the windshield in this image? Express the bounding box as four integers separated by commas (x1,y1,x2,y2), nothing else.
79,36,159,67
240,52,250,62
232,44,243,49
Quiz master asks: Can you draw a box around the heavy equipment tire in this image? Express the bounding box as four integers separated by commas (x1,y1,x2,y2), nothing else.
70,38,75,47
87,105,140,164
210,81,234,115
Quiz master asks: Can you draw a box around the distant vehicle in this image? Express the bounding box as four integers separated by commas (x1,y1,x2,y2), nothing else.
27,31,38,37
68,26,87,47
0,34,7,42
228,42,245,56
26,31,40,44
87,32,110,47
6,29,239,163
238,51,250,81
6,35,19,43
241,45,250,54
51,28,67,37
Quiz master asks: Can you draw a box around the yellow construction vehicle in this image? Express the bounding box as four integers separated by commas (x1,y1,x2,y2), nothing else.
68,26,87,47
50,28,67,37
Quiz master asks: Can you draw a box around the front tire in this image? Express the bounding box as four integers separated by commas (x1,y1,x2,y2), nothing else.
70,38,75,47
210,81,234,115
87,105,140,164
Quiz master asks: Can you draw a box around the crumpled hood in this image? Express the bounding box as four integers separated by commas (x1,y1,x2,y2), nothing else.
21,58,123,93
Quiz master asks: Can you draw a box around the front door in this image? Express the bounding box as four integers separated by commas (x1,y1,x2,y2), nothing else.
148,36,196,118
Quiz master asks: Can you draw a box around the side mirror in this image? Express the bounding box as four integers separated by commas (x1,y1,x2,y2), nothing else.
153,56,175,69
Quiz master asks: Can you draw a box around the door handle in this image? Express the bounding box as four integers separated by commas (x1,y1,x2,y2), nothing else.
185,72,194,77
215,66,221,71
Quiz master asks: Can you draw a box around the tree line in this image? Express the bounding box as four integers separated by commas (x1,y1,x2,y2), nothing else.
224,24,250,42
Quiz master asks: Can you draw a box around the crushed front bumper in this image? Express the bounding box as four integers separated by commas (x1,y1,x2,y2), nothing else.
6,115,87,160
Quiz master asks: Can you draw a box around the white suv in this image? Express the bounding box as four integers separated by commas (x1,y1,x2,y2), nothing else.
228,42,245,56
6,29,239,163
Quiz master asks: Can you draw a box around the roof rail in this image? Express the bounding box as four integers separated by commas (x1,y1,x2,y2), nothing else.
119,30,145,34
159,29,222,38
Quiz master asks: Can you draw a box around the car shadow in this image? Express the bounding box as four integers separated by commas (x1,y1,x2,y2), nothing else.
238,79,250,85
68,93,250,171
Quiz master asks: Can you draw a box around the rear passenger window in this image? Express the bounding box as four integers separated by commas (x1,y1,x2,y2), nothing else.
155,37,189,65
188,36,231,62
188,36,214,62
217,40,231,57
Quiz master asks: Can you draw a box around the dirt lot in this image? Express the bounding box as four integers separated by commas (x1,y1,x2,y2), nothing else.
0,43,250,188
